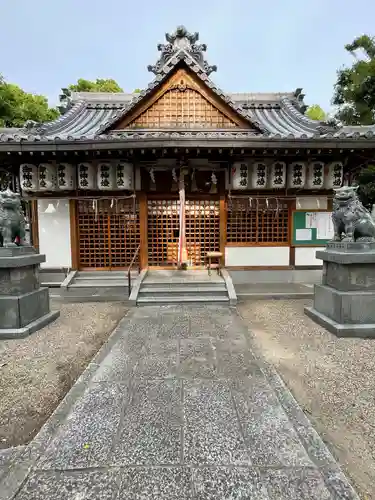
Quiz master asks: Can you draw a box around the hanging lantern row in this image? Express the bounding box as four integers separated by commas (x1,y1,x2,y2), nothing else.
231,161,343,190
19,162,134,193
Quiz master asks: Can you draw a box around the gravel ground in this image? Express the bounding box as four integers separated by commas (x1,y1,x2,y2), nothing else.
238,298,375,500
0,302,127,449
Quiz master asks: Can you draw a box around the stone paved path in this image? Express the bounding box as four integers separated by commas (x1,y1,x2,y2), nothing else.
1,305,359,499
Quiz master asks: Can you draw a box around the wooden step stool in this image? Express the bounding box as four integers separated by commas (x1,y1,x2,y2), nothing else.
206,251,223,276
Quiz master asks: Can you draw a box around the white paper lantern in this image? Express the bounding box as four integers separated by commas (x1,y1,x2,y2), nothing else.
287,162,307,189
306,161,324,189
250,162,268,189
19,164,38,192
57,163,76,190
78,163,96,190
97,162,115,190
269,162,286,189
116,162,133,190
38,163,57,191
231,162,248,190
324,162,343,189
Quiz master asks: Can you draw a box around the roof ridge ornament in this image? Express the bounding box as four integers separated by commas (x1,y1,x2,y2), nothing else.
147,25,217,76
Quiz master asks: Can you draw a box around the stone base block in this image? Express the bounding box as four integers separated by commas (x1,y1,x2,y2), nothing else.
0,310,60,340
304,306,375,338
313,284,375,324
0,287,56,330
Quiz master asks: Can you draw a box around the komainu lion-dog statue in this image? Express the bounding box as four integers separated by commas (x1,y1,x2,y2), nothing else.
0,189,27,247
332,185,375,242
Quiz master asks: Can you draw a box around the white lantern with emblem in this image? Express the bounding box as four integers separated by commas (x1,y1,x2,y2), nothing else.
269,162,286,189
288,162,307,189
116,162,133,190
57,163,76,190
78,162,96,190
250,162,268,189
97,162,115,190
324,161,343,189
231,162,248,189
19,164,38,192
38,163,57,191
306,161,324,189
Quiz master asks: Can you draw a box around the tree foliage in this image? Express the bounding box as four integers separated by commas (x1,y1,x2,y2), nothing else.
0,75,59,127
333,35,375,125
305,104,326,121
68,78,123,93
356,165,375,211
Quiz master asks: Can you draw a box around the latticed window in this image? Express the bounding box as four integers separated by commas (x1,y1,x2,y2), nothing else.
226,197,289,244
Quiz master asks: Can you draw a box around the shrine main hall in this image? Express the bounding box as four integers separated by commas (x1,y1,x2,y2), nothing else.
1,26,374,283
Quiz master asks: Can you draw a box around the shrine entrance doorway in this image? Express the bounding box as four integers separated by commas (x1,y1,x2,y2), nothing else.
147,196,220,268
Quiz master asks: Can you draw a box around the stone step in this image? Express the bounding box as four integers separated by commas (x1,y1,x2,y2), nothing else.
139,286,227,295
64,286,128,297
142,279,225,287
71,279,128,287
137,295,229,306
41,281,63,288
75,271,133,278
58,294,129,303
74,275,131,281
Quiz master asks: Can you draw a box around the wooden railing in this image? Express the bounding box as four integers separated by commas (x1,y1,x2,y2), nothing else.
127,244,141,298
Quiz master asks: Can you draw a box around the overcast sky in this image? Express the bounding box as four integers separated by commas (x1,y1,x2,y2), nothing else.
1,0,374,112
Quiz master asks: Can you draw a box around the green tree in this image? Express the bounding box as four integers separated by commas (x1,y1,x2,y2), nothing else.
305,104,326,121
333,34,375,125
68,78,123,93
0,75,59,127
133,88,142,93
356,165,375,211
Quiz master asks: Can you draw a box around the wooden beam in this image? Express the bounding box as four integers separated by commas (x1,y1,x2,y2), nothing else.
138,192,148,269
69,199,79,270
220,195,227,266
288,199,296,267
30,200,39,252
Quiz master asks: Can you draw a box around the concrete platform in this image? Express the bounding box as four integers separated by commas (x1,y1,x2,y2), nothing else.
0,305,359,499
235,282,314,299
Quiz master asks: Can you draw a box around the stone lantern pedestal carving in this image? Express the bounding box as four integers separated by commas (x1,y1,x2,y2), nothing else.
0,246,60,339
304,241,375,338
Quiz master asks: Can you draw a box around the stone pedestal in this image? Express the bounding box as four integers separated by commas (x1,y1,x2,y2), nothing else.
0,246,59,339
304,241,375,338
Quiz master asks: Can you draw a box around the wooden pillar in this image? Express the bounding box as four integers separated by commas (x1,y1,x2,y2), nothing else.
219,195,227,266
69,200,79,270
30,200,39,252
138,192,148,269
289,199,296,267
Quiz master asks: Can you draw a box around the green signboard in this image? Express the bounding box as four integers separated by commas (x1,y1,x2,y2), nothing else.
292,211,333,246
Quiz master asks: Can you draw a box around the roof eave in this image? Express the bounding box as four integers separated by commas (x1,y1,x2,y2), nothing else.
1,136,375,153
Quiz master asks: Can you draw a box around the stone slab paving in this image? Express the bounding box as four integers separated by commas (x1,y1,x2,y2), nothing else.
0,305,359,499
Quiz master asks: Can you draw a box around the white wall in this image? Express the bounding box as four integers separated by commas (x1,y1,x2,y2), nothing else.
38,199,72,268
225,246,289,267
295,247,323,266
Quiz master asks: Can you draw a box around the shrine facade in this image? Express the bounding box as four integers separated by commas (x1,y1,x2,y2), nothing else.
0,26,374,276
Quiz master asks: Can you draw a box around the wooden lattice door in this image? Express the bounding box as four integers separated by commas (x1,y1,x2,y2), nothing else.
186,198,220,267
147,199,180,267
147,197,220,268
77,199,140,270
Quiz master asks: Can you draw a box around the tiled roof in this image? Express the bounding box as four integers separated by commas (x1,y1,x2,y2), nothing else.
1,26,375,145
